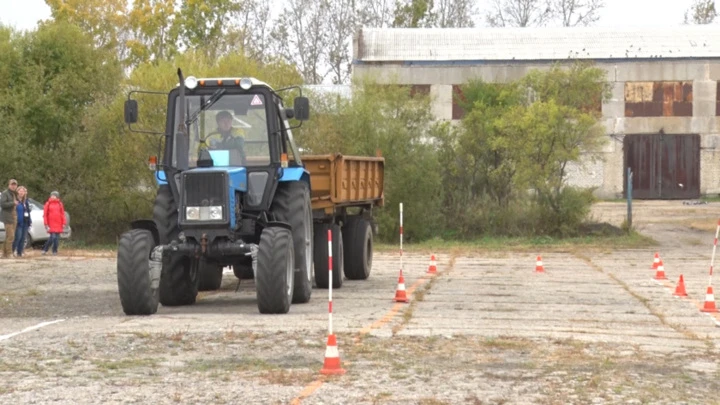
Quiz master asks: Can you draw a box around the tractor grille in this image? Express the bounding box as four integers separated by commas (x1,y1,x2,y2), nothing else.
183,172,226,208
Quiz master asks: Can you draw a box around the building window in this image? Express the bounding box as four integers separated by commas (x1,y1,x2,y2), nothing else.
452,85,465,120
409,85,430,97
716,82,720,116
624,81,693,117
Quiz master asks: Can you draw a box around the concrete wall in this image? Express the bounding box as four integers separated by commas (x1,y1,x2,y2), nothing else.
353,59,720,198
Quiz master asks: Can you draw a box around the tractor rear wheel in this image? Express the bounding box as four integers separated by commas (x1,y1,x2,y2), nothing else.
154,185,198,306
198,262,223,291
270,182,312,304
255,227,294,314
313,222,343,289
342,217,373,280
117,229,159,315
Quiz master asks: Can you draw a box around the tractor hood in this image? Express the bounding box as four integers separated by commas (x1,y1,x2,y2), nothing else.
185,166,248,193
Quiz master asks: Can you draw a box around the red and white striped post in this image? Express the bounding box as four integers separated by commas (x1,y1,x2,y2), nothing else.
400,202,404,274
393,203,409,302
328,229,334,335
709,219,719,286
701,220,719,313
321,228,345,374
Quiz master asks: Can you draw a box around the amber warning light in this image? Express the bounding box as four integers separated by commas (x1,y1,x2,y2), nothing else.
148,156,158,171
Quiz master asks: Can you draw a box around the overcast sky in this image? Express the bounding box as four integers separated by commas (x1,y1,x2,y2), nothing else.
0,0,699,31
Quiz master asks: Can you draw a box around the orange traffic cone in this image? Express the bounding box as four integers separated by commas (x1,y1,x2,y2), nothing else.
654,259,667,280
320,334,346,375
393,270,409,303
651,252,660,270
535,256,545,273
701,286,718,313
427,254,438,274
673,275,688,297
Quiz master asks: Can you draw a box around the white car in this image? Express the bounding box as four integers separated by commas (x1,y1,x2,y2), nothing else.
0,198,72,249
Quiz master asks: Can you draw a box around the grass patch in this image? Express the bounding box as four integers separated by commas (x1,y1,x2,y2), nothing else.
376,229,655,253
187,357,276,373
259,369,317,386
92,357,158,371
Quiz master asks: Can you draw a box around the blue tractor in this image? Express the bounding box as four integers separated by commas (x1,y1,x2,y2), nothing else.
117,69,314,315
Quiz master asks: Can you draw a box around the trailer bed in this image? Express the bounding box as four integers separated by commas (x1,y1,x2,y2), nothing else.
302,154,384,215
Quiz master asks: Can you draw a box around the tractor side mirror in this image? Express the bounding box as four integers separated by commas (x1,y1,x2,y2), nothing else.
285,108,295,119
124,100,139,124
293,96,310,121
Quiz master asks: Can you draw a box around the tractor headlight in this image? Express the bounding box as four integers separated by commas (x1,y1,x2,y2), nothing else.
186,206,222,221
186,207,200,220
185,76,198,90
209,206,223,220
239,78,252,90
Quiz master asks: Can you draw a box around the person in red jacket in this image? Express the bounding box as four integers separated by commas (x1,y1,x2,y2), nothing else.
42,191,66,256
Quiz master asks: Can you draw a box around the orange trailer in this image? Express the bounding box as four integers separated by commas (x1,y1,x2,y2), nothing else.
301,153,384,287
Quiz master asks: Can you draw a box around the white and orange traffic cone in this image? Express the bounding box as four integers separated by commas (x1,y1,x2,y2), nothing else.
654,259,667,280
427,254,438,274
673,275,688,297
651,252,660,270
535,256,545,273
701,286,718,313
393,270,409,303
320,333,346,375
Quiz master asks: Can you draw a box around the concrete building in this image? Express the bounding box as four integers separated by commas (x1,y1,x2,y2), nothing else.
352,26,720,199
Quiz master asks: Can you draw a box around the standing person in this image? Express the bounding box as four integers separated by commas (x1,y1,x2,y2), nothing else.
12,186,32,257
42,191,66,256
0,179,19,259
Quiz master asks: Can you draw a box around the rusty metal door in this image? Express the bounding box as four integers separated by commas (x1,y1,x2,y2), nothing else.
624,133,700,199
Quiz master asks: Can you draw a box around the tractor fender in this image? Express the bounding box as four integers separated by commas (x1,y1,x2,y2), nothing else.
279,167,310,188
130,219,160,247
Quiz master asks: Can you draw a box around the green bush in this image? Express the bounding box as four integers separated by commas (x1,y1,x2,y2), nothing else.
533,187,597,237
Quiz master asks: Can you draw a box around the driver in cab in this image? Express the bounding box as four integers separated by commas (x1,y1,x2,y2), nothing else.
205,110,246,164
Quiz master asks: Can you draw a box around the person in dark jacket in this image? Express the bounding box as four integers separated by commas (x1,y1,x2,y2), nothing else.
42,191,66,256
0,179,19,258
12,186,32,257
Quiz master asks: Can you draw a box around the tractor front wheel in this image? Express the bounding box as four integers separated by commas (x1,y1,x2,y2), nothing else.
198,262,223,291
117,229,159,315
255,227,295,314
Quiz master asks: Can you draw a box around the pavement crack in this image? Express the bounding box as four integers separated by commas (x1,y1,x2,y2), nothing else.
391,253,458,336
573,253,712,349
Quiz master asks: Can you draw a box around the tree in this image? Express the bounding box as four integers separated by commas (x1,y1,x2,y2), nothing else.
175,0,243,60
434,0,476,27
326,0,358,84
296,80,442,241
685,0,717,24
126,0,178,66
45,0,130,62
393,0,435,27
270,0,329,84
441,63,610,237
551,0,604,26
486,0,605,27
236,0,273,61
486,0,552,27
357,0,396,27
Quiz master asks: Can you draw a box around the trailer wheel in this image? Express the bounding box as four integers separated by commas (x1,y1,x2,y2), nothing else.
117,229,159,315
256,227,294,314
198,262,223,291
154,185,198,306
271,182,312,304
313,222,343,289
342,217,373,280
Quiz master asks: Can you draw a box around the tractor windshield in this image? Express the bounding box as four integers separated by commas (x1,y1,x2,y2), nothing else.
173,93,270,168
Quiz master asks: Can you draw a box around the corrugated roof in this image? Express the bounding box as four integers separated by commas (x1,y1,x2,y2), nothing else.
355,26,720,62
